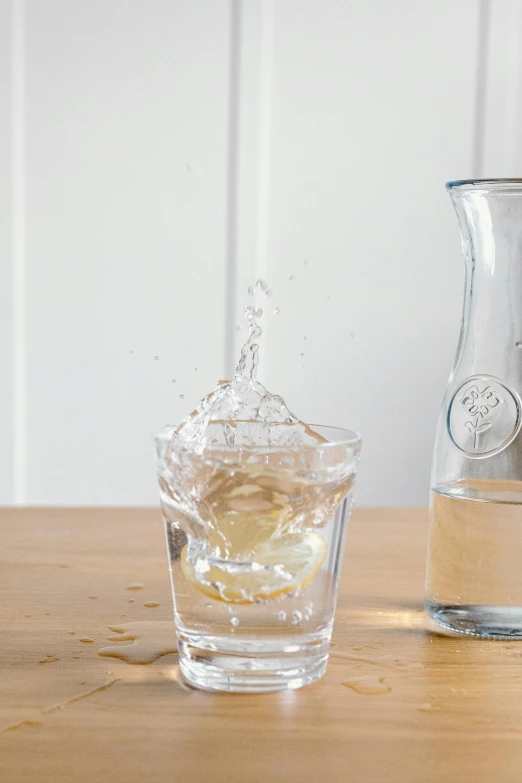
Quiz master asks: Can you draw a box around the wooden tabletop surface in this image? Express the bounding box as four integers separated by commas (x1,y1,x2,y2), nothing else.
2,506,522,782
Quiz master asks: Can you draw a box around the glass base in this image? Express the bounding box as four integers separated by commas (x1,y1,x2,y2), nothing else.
426,601,522,639
178,634,329,692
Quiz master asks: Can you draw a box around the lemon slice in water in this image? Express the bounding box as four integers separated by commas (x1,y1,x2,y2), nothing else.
180,533,327,604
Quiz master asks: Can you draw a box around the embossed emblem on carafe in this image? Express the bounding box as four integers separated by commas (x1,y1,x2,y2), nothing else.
448,375,522,457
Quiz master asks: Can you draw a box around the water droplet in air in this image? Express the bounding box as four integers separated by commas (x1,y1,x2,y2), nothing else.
230,616,240,627
235,325,241,331
154,356,160,361
301,353,304,357
457,595,462,601
273,307,280,315
289,275,295,281
255,279,268,292
171,379,176,384
248,286,254,296
291,611,303,625
180,394,185,399
303,259,309,266
254,307,263,318
129,350,133,354
194,367,198,371
277,611,287,621
265,289,273,297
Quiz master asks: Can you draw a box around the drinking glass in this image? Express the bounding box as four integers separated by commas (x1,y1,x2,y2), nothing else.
156,424,361,692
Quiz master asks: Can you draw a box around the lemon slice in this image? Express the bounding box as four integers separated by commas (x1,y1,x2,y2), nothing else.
180,533,327,604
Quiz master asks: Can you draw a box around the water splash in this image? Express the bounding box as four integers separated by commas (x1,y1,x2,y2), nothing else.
172,288,323,450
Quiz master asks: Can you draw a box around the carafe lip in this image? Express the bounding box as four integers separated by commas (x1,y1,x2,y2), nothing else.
447,179,522,193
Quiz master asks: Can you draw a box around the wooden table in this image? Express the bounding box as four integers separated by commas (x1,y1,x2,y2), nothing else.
2,507,522,782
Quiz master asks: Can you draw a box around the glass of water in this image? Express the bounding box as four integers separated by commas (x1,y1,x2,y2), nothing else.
156,424,361,692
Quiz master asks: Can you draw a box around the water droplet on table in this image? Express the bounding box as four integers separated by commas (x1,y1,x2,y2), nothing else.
342,676,391,695
126,583,144,591
98,621,178,664
79,637,94,644
144,601,160,608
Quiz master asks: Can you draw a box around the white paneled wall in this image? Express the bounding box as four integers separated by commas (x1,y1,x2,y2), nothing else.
2,0,520,506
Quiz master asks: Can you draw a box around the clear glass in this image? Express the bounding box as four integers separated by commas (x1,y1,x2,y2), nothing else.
426,179,522,638
156,425,361,691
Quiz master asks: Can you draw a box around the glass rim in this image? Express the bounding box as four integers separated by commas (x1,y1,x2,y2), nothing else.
155,423,361,455
446,179,522,193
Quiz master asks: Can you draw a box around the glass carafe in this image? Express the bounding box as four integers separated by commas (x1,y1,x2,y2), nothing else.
426,179,522,638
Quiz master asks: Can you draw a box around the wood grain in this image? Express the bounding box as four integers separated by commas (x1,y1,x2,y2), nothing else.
2,506,522,782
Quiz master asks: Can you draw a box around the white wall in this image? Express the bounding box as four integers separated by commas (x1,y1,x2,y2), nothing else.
1,0,520,506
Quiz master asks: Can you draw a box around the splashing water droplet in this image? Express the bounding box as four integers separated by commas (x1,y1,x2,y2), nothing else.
224,422,236,447
154,356,160,361
180,394,185,399
255,279,268,292
273,307,280,315
277,611,287,621
172,379,176,384
194,367,198,371
248,286,254,296
230,616,240,627
301,353,304,357
289,275,295,281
